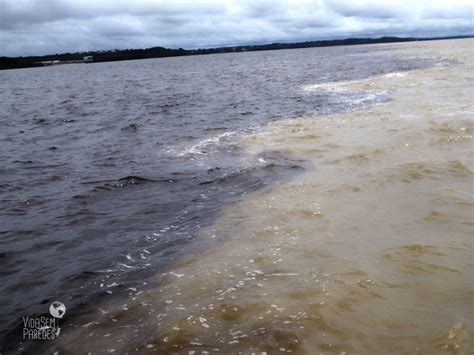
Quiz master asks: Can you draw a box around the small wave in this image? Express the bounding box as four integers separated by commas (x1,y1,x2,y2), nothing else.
198,160,303,186
169,131,238,157
82,175,176,193
117,175,171,184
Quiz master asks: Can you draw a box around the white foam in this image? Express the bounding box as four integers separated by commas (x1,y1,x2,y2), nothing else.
385,72,407,78
302,83,350,92
301,78,371,91
169,131,237,157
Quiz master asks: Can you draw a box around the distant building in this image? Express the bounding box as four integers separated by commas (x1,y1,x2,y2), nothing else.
34,56,93,66
35,60,61,66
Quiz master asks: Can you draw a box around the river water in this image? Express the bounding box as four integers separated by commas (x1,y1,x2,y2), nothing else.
0,39,472,354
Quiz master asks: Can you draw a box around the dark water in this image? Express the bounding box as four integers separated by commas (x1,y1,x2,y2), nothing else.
0,43,450,351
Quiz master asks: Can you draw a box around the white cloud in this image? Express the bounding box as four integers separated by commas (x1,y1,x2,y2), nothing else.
0,0,472,56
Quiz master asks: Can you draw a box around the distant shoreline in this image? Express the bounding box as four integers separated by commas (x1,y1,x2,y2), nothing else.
1,35,472,70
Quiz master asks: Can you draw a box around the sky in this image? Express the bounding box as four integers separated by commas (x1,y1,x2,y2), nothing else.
0,0,472,56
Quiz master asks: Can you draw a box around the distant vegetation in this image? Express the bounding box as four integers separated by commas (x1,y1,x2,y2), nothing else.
0,35,471,70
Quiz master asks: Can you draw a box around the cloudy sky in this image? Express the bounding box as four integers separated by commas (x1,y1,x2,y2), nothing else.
0,0,472,56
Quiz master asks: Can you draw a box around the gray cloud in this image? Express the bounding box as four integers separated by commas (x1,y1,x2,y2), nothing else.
0,0,472,56
422,3,473,19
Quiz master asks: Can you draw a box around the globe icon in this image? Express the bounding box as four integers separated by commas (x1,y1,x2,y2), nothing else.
49,301,66,318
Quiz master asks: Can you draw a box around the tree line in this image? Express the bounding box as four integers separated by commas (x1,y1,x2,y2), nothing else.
0,35,470,70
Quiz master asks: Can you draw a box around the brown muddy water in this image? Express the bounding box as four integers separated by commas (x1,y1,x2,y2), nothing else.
4,39,474,354
52,39,474,355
